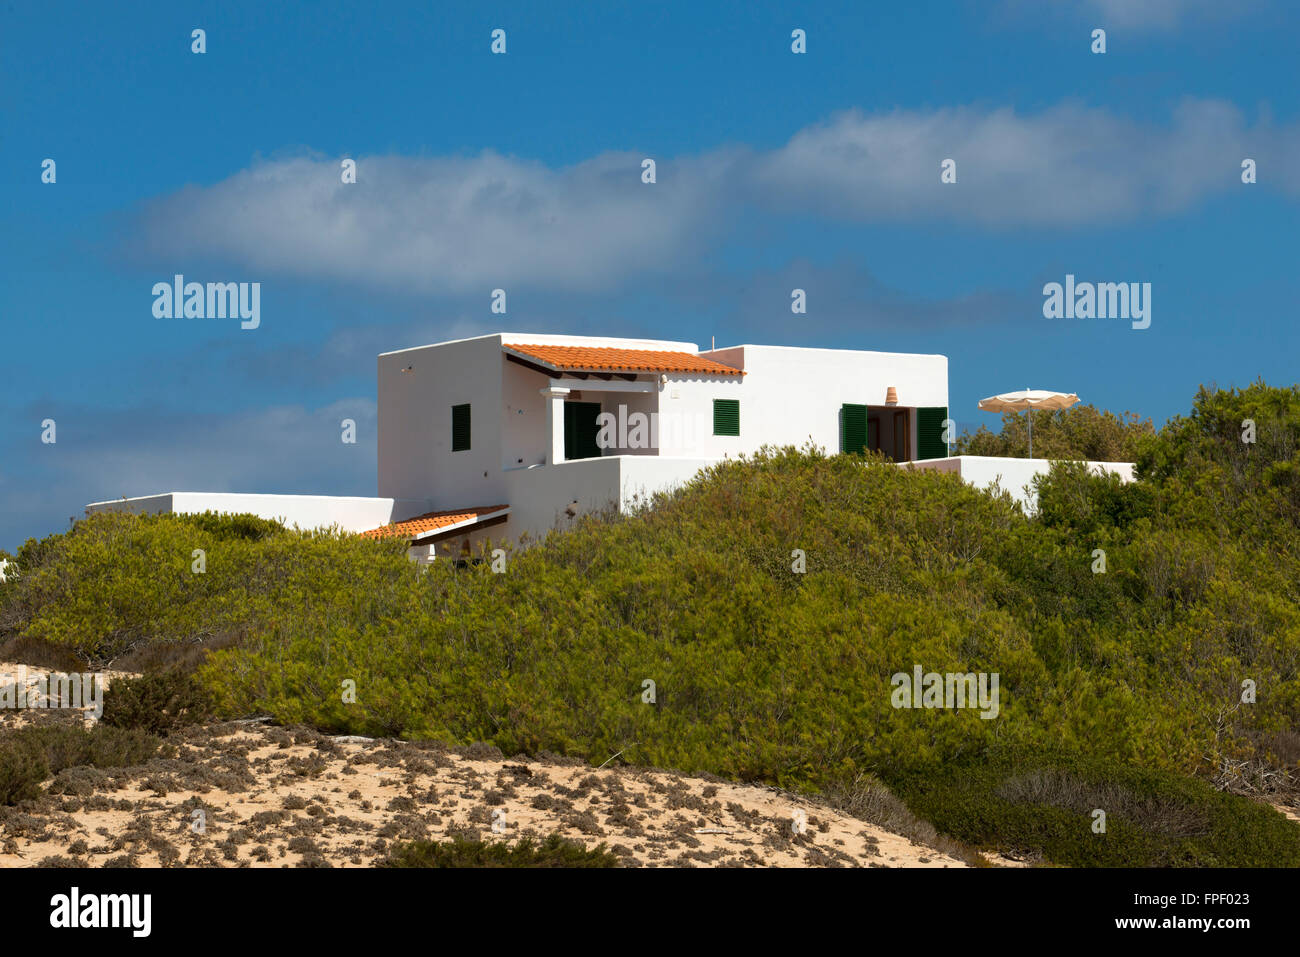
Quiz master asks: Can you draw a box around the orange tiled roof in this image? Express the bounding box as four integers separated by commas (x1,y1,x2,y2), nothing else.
506,344,743,377
360,505,509,540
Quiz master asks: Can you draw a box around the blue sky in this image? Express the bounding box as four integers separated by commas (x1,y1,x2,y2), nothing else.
3,0,1298,549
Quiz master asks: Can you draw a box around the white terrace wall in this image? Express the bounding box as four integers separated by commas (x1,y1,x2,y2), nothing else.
905,456,1136,511
84,493,429,533
498,455,716,544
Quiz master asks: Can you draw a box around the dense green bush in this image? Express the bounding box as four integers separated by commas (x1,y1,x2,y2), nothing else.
0,511,410,667
892,749,1300,867
100,672,213,735
382,834,620,868
1,385,1298,864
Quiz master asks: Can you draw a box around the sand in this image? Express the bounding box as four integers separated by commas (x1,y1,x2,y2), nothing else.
0,721,970,868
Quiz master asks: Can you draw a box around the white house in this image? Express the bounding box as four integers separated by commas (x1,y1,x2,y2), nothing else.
366,333,949,557
84,332,1131,559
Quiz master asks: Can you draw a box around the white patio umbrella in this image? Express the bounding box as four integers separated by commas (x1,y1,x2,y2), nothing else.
977,388,1080,458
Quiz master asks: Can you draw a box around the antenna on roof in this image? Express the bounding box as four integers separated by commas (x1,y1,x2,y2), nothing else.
711,335,715,350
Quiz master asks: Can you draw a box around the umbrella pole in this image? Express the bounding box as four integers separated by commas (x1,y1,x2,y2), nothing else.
1028,409,1033,458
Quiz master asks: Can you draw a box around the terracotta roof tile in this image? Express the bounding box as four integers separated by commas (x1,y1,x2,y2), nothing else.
506,344,743,377
360,505,509,541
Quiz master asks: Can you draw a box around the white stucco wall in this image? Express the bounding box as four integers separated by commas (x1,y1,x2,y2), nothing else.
84,493,176,518
84,493,428,533
502,456,624,542
379,335,506,508
501,353,550,469
604,389,661,456
654,375,746,458
618,455,718,508
497,455,717,543
697,344,949,459
905,456,1136,511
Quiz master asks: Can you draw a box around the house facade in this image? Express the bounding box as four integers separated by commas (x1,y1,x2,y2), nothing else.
90,332,1137,559
367,333,949,557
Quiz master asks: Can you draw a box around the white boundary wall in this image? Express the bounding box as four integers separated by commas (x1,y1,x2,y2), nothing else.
500,455,715,543
84,493,433,534
905,456,1135,510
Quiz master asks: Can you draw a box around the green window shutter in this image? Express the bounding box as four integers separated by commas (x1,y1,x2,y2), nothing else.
713,399,740,436
451,403,471,451
917,407,949,460
841,403,867,455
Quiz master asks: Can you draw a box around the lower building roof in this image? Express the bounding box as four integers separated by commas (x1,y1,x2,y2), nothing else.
359,505,510,542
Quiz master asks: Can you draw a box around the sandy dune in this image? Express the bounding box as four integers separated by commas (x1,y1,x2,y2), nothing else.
0,722,969,868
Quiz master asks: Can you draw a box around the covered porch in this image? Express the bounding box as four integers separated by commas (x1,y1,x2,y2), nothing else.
503,342,744,463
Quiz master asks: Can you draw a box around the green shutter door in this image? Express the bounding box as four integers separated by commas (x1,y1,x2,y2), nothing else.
917,407,949,460
712,399,740,436
841,403,868,455
564,401,603,460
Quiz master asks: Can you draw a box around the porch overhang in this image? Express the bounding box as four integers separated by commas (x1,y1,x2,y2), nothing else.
359,505,511,544
503,343,744,379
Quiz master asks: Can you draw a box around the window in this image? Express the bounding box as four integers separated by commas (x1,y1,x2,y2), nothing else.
451,403,471,451
917,407,949,460
713,399,740,436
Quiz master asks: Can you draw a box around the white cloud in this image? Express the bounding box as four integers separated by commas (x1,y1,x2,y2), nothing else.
123,100,1298,294
749,99,1291,225
128,150,731,295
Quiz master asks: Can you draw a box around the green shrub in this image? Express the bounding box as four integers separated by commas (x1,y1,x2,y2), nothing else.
0,724,160,805
101,672,212,735
0,737,48,805
4,385,1300,865
890,750,1300,867
0,510,409,665
382,834,620,868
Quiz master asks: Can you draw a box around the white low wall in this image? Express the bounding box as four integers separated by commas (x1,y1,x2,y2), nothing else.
84,452,1137,547
618,456,718,509
905,456,1135,510
502,457,622,541
500,455,717,542
84,492,434,534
